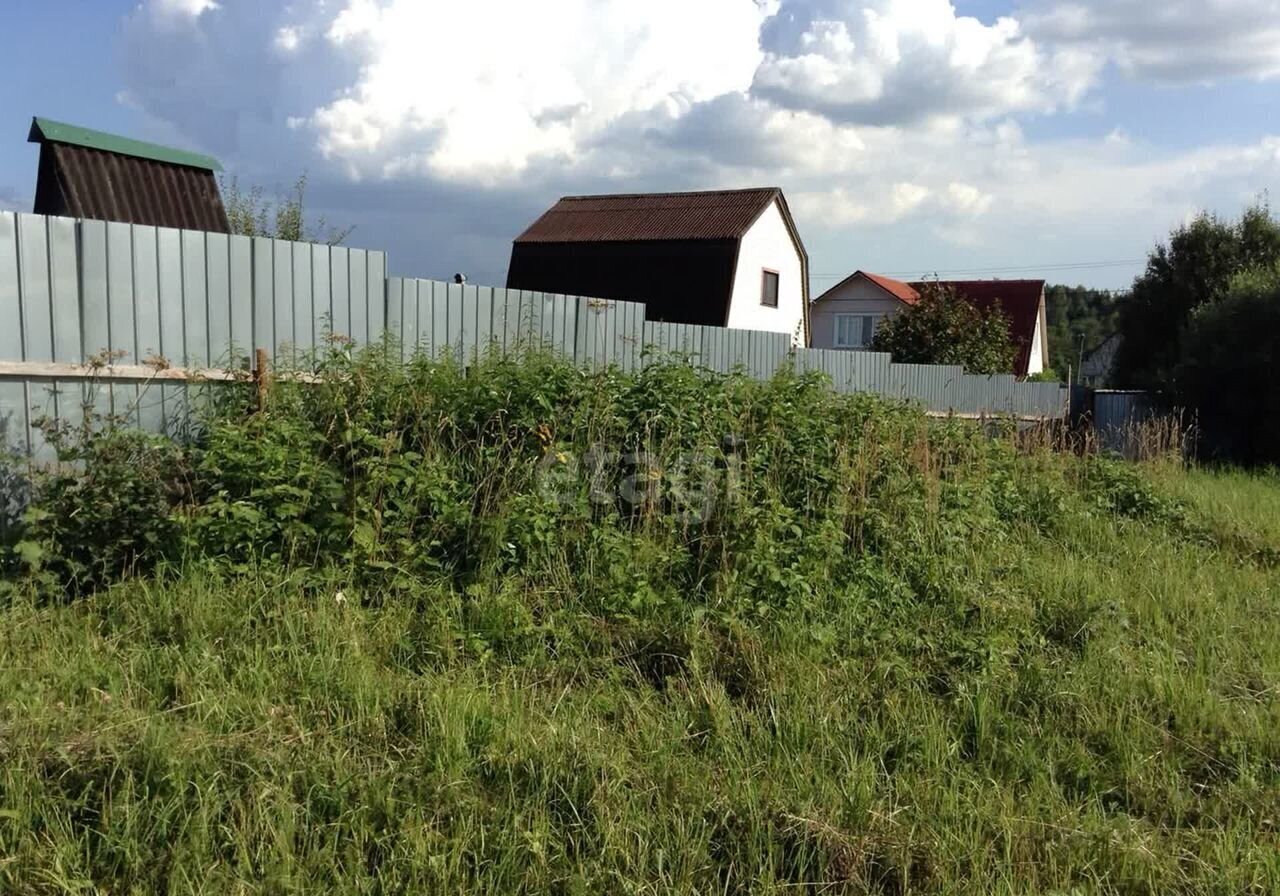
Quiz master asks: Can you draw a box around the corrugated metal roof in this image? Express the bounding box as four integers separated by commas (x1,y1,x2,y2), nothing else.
862,271,920,304
29,117,222,172
812,270,921,305
31,139,231,233
513,188,784,243
910,279,1046,378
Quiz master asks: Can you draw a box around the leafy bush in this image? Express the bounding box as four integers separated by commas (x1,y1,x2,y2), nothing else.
1114,201,1280,390
871,281,1017,375
14,417,187,595
1174,264,1280,466
8,345,1222,618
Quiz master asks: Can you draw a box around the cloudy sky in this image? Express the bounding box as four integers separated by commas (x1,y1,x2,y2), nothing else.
2,0,1278,290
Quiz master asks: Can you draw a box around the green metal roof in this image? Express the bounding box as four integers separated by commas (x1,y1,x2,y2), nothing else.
28,116,223,172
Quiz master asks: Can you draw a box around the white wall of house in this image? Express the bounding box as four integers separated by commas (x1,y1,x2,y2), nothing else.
1027,304,1046,376
726,201,806,342
809,278,907,351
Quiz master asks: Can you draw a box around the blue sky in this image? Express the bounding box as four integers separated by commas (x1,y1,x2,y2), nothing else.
2,0,1278,291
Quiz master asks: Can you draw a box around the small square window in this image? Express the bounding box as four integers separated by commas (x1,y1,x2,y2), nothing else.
761,270,779,307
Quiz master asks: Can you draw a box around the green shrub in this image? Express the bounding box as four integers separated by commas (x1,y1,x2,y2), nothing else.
15,416,187,595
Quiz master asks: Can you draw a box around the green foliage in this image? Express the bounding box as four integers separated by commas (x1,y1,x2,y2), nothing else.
1025,368,1062,383
5,351,1280,891
1175,264,1280,465
0,443,28,580
220,173,354,245
13,414,187,595
1114,201,1280,389
871,281,1018,375
1044,284,1121,380
3,450,1279,892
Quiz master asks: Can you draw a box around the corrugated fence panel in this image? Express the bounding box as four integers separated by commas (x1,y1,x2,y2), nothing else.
156,227,186,432
130,225,166,436
330,247,350,341
349,249,369,349
272,239,295,362
0,213,27,455
367,252,387,347
105,222,139,425
0,214,1074,456
290,241,313,356
229,235,253,367
206,232,232,366
308,242,330,351
15,216,55,460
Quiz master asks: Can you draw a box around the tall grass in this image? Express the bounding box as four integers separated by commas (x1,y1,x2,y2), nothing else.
1,347,1277,893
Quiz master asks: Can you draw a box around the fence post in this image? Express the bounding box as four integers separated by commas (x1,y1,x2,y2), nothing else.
253,348,270,413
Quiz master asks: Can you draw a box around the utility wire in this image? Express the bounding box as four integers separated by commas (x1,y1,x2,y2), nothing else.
811,259,1145,280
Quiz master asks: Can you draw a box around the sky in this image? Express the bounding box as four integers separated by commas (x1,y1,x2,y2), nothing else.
1,0,1278,292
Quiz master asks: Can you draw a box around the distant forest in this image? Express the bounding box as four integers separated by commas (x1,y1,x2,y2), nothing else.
1044,284,1123,377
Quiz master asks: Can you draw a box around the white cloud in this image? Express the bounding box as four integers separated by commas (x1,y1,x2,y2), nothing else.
115,0,1280,287
309,0,775,182
151,0,220,20
753,0,1101,124
1024,0,1280,84
274,25,301,53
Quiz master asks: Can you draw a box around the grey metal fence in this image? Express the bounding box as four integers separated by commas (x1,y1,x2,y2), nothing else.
1,212,1067,460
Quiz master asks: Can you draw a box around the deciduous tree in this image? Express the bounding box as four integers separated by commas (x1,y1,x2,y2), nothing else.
871,282,1017,376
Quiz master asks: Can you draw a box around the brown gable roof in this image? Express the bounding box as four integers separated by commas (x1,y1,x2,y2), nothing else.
909,279,1046,378
511,187,810,343
513,187,786,243
29,117,230,232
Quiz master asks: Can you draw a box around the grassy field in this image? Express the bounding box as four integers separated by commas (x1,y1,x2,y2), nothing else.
1,353,1277,893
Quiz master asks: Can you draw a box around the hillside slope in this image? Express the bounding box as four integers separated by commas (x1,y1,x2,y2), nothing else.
1,352,1277,893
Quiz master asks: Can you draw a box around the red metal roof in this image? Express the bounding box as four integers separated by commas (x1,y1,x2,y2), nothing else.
862,272,920,304
513,188,785,243
910,279,1046,377
812,270,921,305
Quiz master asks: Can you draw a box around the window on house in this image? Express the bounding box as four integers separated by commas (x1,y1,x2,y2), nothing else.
834,314,881,349
761,270,779,307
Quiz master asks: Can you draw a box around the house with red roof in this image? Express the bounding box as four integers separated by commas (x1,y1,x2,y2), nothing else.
809,271,1049,377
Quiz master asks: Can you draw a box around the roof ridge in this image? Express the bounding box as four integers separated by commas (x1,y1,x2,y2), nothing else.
28,116,223,172
557,186,780,202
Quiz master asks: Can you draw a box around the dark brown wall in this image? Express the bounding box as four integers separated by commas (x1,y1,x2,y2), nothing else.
33,143,231,233
506,239,737,327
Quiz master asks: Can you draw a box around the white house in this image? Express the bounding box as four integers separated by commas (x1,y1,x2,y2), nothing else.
507,187,809,344
809,271,1050,377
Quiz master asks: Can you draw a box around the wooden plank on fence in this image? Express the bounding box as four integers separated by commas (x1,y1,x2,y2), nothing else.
0,360,251,382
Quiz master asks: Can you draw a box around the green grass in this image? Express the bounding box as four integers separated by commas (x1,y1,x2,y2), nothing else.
1,354,1278,893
